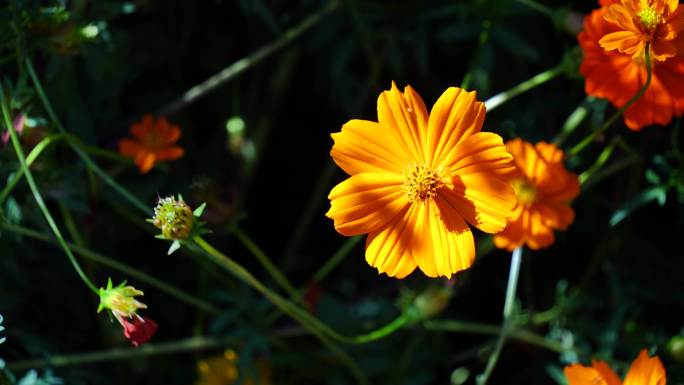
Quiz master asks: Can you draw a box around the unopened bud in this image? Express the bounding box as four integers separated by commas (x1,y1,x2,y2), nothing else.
152,196,194,240
414,286,452,319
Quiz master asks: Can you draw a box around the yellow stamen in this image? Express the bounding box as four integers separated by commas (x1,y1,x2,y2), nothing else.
403,165,442,203
511,177,537,206
638,6,660,31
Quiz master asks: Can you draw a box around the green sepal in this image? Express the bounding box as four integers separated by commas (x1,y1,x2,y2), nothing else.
193,202,207,217
167,240,181,255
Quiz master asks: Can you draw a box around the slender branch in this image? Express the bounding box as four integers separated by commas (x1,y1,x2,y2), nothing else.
568,46,652,157
516,0,554,17
159,0,339,116
477,247,523,385
1,87,98,295
24,58,151,215
0,133,64,204
484,66,563,112
553,97,592,146
4,336,235,372
0,222,220,315
313,236,362,282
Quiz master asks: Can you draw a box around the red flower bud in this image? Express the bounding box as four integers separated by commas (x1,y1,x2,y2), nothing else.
120,316,158,347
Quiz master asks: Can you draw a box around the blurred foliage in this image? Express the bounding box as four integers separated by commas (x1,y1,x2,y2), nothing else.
1,0,683,384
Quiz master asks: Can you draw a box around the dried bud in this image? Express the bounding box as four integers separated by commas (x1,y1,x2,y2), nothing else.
98,278,147,319
413,286,452,320
121,316,158,347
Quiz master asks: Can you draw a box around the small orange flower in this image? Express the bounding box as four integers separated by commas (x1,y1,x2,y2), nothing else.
493,139,579,251
599,0,684,61
564,349,666,385
118,115,184,173
579,4,684,130
327,82,517,279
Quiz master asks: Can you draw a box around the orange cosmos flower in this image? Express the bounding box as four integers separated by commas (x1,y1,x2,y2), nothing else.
326,82,517,279
564,349,666,385
579,3,684,130
493,139,580,251
118,115,184,173
600,0,684,61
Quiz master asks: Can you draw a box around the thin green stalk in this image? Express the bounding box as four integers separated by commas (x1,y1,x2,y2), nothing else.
0,133,64,204
579,137,619,185
423,319,565,353
24,58,151,215
1,87,98,295
477,247,523,385
554,97,592,146
313,235,362,282
516,0,554,17
234,228,300,300
568,46,652,157
59,203,86,246
461,20,492,90
5,335,235,372
484,66,563,112
0,222,220,315
159,0,339,116
193,235,409,345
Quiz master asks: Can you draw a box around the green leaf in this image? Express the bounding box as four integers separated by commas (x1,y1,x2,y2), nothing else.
610,186,668,226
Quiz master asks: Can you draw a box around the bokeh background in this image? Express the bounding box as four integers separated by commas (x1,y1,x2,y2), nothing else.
1,0,683,384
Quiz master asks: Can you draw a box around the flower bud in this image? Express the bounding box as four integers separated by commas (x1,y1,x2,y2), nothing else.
152,196,194,240
121,316,158,347
413,286,452,320
97,278,147,319
667,335,684,362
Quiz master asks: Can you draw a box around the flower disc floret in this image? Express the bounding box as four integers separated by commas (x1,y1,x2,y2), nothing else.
153,196,194,240
97,278,147,319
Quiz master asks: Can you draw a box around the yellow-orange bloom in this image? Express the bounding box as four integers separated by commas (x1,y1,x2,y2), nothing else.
118,114,184,173
564,349,666,385
493,139,579,251
326,82,517,279
599,0,684,61
579,4,684,130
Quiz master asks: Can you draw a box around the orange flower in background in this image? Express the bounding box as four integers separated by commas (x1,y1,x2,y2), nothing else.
118,115,184,173
493,139,580,251
564,349,666,385
600,0,684,61
326,82,517,279
579,3,684,130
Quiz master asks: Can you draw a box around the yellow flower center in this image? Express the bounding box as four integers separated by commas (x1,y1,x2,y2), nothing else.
403,165,442,203
638,6,661,31
511,177,537,206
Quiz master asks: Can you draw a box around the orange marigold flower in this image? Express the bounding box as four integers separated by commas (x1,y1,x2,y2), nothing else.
564,349,666,385
579,5,684,129
118,114,184,173
599,0,684,61
493,139,580,251
326,82,517,279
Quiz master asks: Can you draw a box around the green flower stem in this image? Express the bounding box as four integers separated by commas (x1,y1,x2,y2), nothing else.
193,235,408,344
0,133,64,204
578,137,620,185
484,65,564,112
0,88,98,295
477,247,523,385
460,19,492,90
568,46,652,158
24,58,152,216
0,222,220,315
423,320,565,353
159,0,339,116
4,335,236,372
234,228,300,301
516,0,554,17
313,235,362,282
553,97,593,146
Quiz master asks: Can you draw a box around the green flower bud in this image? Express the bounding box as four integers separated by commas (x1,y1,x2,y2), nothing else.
98,278,147,319
414,286,452,320
152,196,194,240
667,335,684,362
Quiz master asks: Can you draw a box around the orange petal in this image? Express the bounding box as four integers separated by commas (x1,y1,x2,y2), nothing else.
447,132,515,177
534,141,565,165
377,82,425,163
156,146,184,161
564,363,611,385
524,207,555,250
592,361,622,385
433,197,476,275
651,39,677,61
330,119,409,175
327,172,406,236
441,173,517,234
118,138,142,156
426,87,485,169
365,205,418,278
136,152,156,174
623,350,667,385
603,3,637,31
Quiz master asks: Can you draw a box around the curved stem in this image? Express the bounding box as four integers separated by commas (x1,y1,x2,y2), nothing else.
24,58,152,215
0,222,220,315
0,133,64,204
0,86,98,295
477,247,523,385
516,0,554,17
568,46,652,157
484,65,563,112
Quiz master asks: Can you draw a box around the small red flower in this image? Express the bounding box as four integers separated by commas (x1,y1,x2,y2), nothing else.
120,316,158,347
